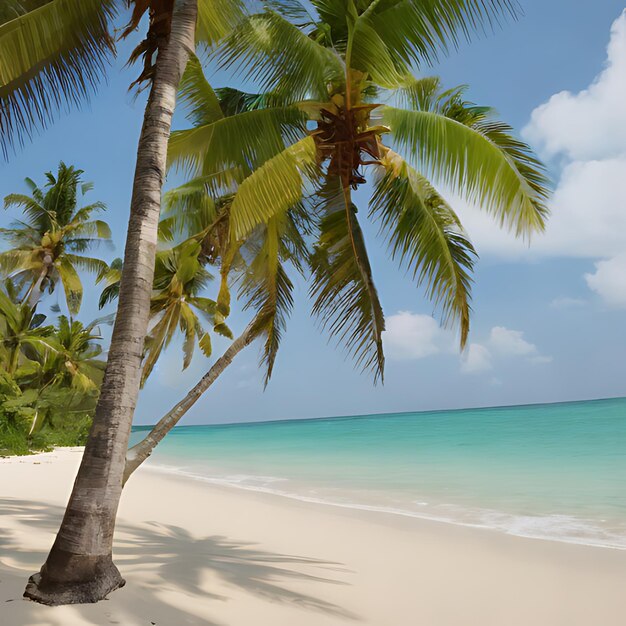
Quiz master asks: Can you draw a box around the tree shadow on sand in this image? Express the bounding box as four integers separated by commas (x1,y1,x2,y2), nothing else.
0,497,359,625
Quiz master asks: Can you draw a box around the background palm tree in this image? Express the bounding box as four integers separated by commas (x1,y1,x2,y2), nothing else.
0,281,53,375
17,314,105,435
0,279,105,449
1,162,111,313
37,314,105,391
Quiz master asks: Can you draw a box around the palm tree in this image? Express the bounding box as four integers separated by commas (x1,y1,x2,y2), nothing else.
123,0,550,476
0,281,53,375
16,314,106,435
1,162,111,314
96,245,226,386
124,189,309,480
17,0,245,605
38,314,105,391
167,0,549,385
98,242,231,386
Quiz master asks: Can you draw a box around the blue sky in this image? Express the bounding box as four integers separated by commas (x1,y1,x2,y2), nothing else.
1,1,625,424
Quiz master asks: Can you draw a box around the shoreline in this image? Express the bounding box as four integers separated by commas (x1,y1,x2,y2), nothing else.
2,448,626,625
142,460,626,552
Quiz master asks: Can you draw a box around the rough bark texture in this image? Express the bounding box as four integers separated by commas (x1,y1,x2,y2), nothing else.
123,323,256,483
24,0,198,606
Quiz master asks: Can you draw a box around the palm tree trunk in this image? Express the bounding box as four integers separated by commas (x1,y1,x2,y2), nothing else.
8,343,20,375
27,261,50,309
24,0,198,606
123,323,256,482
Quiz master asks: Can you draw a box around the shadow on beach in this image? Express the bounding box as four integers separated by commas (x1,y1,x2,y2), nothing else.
0,497,358,626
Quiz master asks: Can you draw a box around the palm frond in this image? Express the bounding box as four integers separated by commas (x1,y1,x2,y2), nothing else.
98,282,119,310
141,306,177,386
57,256,82,314
349,12,407,88
265,0,316,26
352,0,518,79
179,303,200,370
381,104,549,237
0,0,117,156
68,218,112,240
3,193,47,228
217,10,344,101
241,216,295,386
179,54,224,127
64,254,108,276
372,149,475,348
310,179,385,382
229,136,318,239
168,106,306,174
215,87,289,116
196,0,245,47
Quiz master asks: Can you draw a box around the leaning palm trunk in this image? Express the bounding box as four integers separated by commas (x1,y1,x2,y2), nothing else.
24,0,198,606
123,323,256,482
26,255,52,309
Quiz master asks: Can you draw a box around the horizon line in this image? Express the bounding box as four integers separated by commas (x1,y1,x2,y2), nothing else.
132,394,626,431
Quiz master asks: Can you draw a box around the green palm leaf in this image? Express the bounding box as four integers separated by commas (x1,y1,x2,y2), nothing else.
179,54,224,127
141,306,177,386
3,193,48,227
241,216,295,385
217,10,343,101
372,149,475,348
64,254,108,276
196,0,244,46
179,303,200,370
168,106,306,174
352,0,517,78
57,256,82,315
310,180,385,382
0,0,117,156
229,136,318,239
381,104,549,237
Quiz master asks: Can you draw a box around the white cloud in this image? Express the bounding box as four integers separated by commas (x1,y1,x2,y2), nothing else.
383,311,449,360
383,313,552,373
585,252,626,309
460,327,551,375
550,297,586,309
448,10,626,298
489,326,537,357
461,343,493,374
524,11,626,162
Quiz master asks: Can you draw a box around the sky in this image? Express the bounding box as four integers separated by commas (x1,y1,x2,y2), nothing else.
1,1,625,425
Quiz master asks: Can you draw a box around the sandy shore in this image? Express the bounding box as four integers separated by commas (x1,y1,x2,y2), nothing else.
1,448,625,625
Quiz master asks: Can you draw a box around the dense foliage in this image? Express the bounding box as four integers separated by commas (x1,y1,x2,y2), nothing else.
0,164,107,455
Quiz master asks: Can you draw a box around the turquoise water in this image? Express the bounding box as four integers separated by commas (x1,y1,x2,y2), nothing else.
131,397,626,548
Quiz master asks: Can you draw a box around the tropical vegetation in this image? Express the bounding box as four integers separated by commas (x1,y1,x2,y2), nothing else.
0,165,109,455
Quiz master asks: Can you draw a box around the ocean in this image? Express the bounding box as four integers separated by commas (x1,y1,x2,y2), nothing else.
130,397,626,549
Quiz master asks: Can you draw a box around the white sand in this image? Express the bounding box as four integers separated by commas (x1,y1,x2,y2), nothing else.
1,448,625,625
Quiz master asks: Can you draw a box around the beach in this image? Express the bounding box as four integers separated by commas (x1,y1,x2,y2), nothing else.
1,448,626,626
